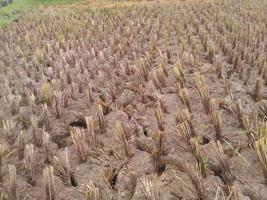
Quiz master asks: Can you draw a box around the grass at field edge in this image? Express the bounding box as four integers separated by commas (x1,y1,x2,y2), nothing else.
0,0,78,27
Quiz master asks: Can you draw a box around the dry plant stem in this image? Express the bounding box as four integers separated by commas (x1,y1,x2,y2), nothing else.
195,72,211,114
42,82,51,104
141,175,159,200
209,140,235,185
159,58,168,77
86,84,94,104
211,111,222,141
216,61,222,79
153,131,165,175
9,164,18,200
253,78,262,102
244,68,251,85
85,116,97,151
224,78,230,97
42,103,51,131
52,92,63,118
255,137,267,184
236,99,249,130
177,121,196,152
222,185,242,200
30,114,42,147
155,105,164,131
98,104,105,134
18,131,25,160
258,100,267,117
43,166,56,200
70,128,88,162
85,181,100,200
29,93,36,114
183,163,207,200
2,119,15,144
152,72,162,92
155,94,168,114
191,138,207,178
23,144,37,185
179,88,192,112
53,148,77,186
157,69,166,87
223,97,249,130
8,94,22,115
176,108,191,123
0,145,4,182
173,59,185,83
43,130,52,163
114,122,133,158
137,58,149,81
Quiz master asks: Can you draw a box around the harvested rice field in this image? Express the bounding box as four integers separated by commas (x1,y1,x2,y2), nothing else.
1,0,267,199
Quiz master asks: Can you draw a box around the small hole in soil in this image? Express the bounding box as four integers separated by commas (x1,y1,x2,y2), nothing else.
202,136,210,145
110,174,118,189
70,174,78,187
69,120,87,128
212,167,227,184
144,129,148,137
51,135,69,149
157,163,166,176
213,167,222,177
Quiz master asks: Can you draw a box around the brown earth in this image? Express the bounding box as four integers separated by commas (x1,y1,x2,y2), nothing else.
0,0,267,199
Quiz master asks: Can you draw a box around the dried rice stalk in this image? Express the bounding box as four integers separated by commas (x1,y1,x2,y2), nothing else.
211,111,222,141
137,58,149,81
85,116,97,151
7,94,22,115
141,174,159,200
2,119,15,143
43,130,52,163
253,78,262,102
30,114,42,147
159,58,168,77
97,104,105,134
176,121,196,152
114,121,133,158
227,185,241,200
222,97,249,130
190,138,207,178
258,100,267,118
70,128,88,162
9,165,18,200
52,92,63,118
179,88,191,112
23,144,37,185
42,82,51,104
195,72,211,114
0,145,4,182
173,60,185,86
29,93,36,114
182,163,207,200
86,83,94,104
153,131,165,175
176,108,191,124
42,103,51,131
255,137,267,184
53,148,76,186
209,140,235,185
85,181,100,200
223,78,230,97
43,166,56,200
155,104,164,131
18,131,25,160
